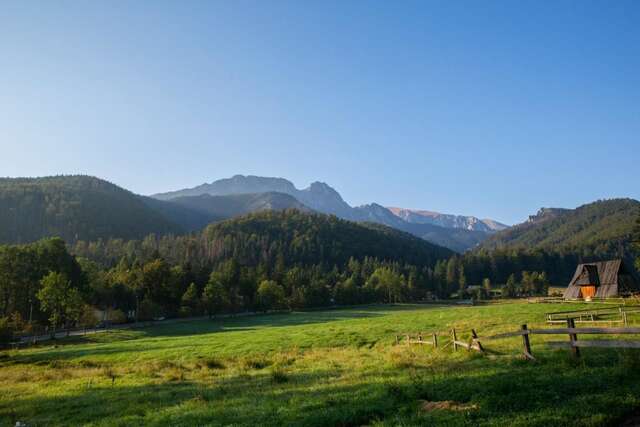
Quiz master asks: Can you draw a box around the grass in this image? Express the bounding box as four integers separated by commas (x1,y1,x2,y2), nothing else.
2,301,640,426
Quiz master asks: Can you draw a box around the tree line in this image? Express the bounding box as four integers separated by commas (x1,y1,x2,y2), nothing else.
2,209,638,344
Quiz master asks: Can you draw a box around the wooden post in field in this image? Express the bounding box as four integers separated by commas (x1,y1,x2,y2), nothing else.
452,328,458,351
395,335,399,345
471,329,484,352
623,311,628,326
418,333,423,344
567,318,580,358
521,324,533,359
432,333,438,348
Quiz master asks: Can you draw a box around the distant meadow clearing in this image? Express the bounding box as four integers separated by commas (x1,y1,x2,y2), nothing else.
2,302,640,426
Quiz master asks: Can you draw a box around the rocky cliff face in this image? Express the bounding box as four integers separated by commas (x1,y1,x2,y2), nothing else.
526,207,570,224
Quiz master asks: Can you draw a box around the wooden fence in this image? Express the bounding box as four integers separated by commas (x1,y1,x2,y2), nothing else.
395,328,484,352
544,306,640,326
397,319,640,360
481,319,640,359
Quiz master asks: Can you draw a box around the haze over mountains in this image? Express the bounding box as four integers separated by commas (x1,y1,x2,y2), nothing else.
0,174,637,257
152,175,507,251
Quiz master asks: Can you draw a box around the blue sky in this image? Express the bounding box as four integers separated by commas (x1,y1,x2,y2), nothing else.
1,1,639,224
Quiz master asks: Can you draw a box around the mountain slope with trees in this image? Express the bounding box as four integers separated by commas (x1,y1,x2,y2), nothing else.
0,176,183,244
480,199,640,256
0,176,315,244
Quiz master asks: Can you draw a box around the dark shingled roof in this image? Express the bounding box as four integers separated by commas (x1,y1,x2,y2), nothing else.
563,259,638,299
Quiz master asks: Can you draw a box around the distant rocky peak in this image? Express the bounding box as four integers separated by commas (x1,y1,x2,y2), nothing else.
306,181,341,197
527,208,569,224
386,207,509,233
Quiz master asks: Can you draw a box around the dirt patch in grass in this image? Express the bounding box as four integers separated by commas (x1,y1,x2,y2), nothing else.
420,400,478,412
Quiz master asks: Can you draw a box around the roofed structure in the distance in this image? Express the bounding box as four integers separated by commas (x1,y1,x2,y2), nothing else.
563,259,638,299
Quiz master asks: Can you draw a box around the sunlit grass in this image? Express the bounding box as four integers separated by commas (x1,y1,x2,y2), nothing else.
1,302,640,426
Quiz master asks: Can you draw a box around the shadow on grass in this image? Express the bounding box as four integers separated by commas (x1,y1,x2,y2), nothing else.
4,349,640,426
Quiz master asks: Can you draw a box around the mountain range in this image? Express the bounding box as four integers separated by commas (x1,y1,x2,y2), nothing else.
152,174,507,251
0,174,637,257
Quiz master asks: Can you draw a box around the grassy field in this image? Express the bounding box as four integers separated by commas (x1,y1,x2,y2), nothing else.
2,301,640,426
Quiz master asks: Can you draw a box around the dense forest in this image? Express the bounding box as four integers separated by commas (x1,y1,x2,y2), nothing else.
0,210,454,343
0,175,309,244
0,176,183,243
480,199,639,255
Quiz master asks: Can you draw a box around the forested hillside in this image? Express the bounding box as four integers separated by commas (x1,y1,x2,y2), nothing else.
73,209,453,269
0,210,455,341
0,176,183,243
480,199,639,256
0,176,311,244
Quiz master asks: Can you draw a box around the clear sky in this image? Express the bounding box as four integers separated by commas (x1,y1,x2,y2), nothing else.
1,1,639,224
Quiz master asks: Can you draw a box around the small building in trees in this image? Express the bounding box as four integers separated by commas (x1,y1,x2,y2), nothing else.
563,259,638,300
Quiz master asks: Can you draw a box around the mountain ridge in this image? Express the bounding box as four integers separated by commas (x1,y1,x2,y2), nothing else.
387,207,509,232
479,198,640,256
151,174,499,251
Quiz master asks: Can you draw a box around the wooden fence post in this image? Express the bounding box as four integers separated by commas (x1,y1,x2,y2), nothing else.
567,318,580,358
471,329,484,352
418,333,423,344
451,328,458,351
521,324,533,359
432,333,438,348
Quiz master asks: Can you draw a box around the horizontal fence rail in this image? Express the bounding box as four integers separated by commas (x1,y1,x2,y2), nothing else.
544,305,640,326
480,319,640,359
396,321,640,361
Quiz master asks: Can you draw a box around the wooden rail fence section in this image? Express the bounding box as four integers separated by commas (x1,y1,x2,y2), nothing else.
395,328,484,353
481,319,640,359
544,306,640,325
397,321,640,360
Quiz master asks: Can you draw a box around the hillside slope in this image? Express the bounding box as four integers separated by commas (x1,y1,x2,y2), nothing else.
200,210,454,268
169,192,309,222
73,209,454,268
152,175,490,252
0,176,183,244
479,199,640,256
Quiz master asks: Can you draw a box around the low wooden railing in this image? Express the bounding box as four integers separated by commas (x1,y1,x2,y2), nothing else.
481,319,640,359
544,306,640,325
396,320,640,360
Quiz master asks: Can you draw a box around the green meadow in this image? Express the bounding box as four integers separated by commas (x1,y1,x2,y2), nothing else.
2,302,640,426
